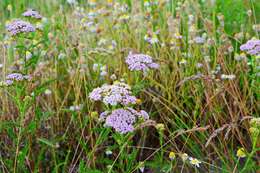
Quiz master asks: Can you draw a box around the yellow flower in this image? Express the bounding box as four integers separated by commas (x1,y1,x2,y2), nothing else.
33,40,38,45
113,80,120,85
136,99,142,105
80,18,87,23
26,51,32,60
155,123,165,131
250,117,260,126
36,22,43,30
119,14,130,21
90,111,98,119
108,45,114,50
7,4,12,11
175,32,182,38
189,157,201,167
240,52,246,57
180,153,188,162
169,151,176,160
179,59,187,65
5,20,10,26
3,40,11,45
0,81,5,87
236,148,246,158
249,127,259,135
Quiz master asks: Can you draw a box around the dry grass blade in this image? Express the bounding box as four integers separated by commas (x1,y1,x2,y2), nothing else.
205,124,229,148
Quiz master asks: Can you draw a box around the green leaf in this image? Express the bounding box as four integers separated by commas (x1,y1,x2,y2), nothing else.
78,160,102,173
37,138,55,147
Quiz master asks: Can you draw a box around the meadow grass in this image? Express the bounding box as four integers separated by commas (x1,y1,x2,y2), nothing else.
0,0,259,172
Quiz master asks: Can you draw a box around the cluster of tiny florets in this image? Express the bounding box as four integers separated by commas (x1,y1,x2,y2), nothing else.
100,108,149,134
89,82,137,106
3,73,30,86
22,9,42,19
194,36,205,44
6,19,35,36
125,53,159,72
240,39,260,56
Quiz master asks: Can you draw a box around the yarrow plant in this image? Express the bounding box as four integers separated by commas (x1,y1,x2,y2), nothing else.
89,78,151,134
99,108,149,134
194,36,205,44
89,81,137,106
22,9,42,19
1,73,31,86
125,53,159,72
6,19,35,36
240,39,260,56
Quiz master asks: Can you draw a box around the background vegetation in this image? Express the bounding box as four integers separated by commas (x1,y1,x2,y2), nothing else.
0,0,259,172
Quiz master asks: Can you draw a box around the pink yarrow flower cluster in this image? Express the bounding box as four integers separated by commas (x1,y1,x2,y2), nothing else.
3,73,31,86
240,39,260,56
89,81,150,134
89,82,137,106
125,53,159,72
22,9,42,19
100,108,149,134
6,19,35,36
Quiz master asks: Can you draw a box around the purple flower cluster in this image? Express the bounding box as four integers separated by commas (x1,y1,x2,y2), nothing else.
194,36,205,44
101,108,149,134
240,39,260,56
89,82,137,106
6,19,35,36
89,80,151,134
4,73,30,86
22,9,42,19
125,53,159,72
